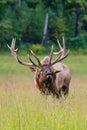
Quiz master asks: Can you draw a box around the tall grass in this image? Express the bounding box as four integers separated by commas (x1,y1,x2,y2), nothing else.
0,54,87,130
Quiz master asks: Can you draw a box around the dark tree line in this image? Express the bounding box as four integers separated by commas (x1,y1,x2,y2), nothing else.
0,0,87,50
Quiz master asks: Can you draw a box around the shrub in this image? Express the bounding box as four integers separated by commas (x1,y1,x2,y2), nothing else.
68,34,87,49
27,44,47,55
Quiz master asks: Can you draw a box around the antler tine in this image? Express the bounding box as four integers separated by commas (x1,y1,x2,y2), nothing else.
57,39,62,50
50,37,70,66
56,50,69,63
51,50,69,66
28,54,38,67
12,38,15,48
62,36,65,54
51,51,63,66
53,37,65,57
49,45,54,65
7,38,18,61
30,50,41,66
7,39,37,67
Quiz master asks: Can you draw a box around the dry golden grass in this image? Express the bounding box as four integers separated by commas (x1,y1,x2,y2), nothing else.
0,74,87,130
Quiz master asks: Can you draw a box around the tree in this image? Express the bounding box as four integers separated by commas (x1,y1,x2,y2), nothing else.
0,0,87,50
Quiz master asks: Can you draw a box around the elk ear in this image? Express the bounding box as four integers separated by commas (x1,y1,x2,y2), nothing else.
53,69,60,74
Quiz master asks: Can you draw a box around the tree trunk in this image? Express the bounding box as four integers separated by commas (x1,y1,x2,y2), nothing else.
18,0,21,8
42,13,49,46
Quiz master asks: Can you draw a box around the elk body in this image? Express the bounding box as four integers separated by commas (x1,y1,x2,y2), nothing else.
8,37,71,98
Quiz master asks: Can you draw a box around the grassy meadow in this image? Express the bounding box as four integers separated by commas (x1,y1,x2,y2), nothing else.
0,53,87,130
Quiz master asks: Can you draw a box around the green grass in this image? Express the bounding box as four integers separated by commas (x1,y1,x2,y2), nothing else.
0,53,87,130
0,52,87,76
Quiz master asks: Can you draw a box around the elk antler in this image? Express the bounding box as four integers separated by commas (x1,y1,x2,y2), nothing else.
53,36,68,56
50,36,69,66
30,50,41,66
49,45,54,65
7,39,41,67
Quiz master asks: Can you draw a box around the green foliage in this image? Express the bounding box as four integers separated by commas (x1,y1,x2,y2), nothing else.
15,42,48,55
0,0,87,50
28,44,47,55
69,34,87,49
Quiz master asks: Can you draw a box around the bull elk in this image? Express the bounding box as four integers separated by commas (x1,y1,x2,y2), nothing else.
7,37,71,98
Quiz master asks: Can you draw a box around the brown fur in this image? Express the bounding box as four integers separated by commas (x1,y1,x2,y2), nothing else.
34,57,71,97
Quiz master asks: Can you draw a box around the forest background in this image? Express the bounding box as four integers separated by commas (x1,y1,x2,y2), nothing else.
0,0,87,52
